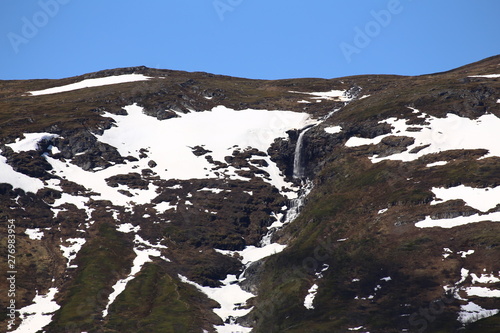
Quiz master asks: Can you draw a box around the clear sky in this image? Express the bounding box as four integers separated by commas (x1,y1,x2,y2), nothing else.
1,0,499,80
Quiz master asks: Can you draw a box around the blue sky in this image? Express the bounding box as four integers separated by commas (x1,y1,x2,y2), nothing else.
1,0,499,80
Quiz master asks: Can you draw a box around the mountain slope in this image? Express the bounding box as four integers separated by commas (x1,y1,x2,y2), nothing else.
1,55,499,333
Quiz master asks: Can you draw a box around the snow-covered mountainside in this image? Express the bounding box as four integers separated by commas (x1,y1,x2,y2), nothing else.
1,56,500,333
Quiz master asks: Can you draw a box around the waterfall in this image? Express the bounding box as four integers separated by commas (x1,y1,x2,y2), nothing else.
293,126,313,179
259,179,313,246
282,180,313,225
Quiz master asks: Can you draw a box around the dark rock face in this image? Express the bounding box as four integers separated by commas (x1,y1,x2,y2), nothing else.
6,150,53,178
55,130,124,170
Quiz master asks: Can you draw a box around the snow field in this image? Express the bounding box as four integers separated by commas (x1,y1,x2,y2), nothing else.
12,288,60,333
6,133,59,153
290,89,352,102
28,74,153,96
345,111,500,162
178,274,254,333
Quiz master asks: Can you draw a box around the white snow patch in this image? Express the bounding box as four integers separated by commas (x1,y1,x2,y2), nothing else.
430,185,500,212
324,126,342,134
103,247,161,317
290,90,352,102
117,223,140,233
415,211,500,229
156,201,177,213
458,250,475,258
348,326,365,331
13,288,60,333
49,145,60,154
380,276,392,282
465,286,500,298
134,234,168,250
345,113,500,162
469,74,500,78
28,74,153,96
458,301,499,324
0,154,44,193
97,104,312,198
458,268,470,285
53,193,89,211
378,208,388,214
304,284,319,310
216,243,286,265
426,161,448,168
25,228,44,240
7,133,59,152
214,324,252,333
442,248,453,259
60,238,86,268
178,274,254,333
471,273,500,284
45,154,159,208
198,187,225,194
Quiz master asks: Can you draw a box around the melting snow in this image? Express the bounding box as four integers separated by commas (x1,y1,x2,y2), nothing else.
116,223,140,233
25,228,44,240
103,247,162,317
304,284,319,310
377,208,388,214
324,125,342,134
45,154,160,208
471,273,500,284
216,243,286,265
28,74,153,96
468,74,500,78
345,112,500,162
465,286,500,298
0,154,44,193
13,288,60,333
458,250,475,258
60,238,86,268
431,185,500,212
155,201,177,213
178,274,254,333
458,301,499,324
426,161,448,168
415,211,500,228
442,248,453,259
290,90,352,102
198,187,226,194
97,104,312,198
6,133,59,153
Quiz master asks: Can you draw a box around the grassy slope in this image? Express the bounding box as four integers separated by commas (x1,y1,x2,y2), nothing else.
46,222,135,332
248,59,500,332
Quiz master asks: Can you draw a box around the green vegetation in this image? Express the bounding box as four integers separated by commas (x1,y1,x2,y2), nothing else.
104,263,202,333
463,313,500,333
47,223,134,332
